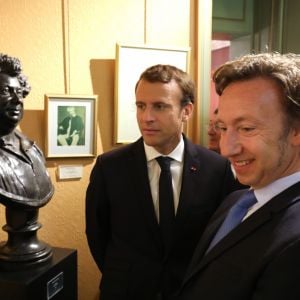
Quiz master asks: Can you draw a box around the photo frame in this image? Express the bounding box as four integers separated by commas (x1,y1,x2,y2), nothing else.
45,94,97,158
115,43,190,144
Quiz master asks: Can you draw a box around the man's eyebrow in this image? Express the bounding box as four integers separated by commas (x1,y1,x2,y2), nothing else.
216,116,252,124
135,100,167,104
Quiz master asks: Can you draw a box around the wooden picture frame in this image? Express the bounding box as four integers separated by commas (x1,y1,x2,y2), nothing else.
114,44,190,144
45,94,97,158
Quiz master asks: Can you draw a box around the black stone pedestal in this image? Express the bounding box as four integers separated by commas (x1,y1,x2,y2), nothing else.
0,247,77,300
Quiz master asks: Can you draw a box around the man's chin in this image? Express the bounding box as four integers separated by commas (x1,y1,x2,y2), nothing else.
142,135,156,144
0,119,20,134
143,140,156,147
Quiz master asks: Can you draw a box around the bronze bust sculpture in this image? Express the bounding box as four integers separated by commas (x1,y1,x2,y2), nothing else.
0,54,54,270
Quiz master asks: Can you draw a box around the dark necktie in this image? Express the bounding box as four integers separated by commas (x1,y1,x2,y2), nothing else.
206,190,257,253
156,156,175,252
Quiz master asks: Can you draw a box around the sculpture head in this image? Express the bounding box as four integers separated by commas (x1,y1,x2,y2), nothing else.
0,54,31,136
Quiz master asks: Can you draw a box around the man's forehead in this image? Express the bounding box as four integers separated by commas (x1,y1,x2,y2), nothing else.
0,73,20,86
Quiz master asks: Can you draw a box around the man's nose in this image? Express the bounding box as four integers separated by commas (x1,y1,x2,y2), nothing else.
207,123,216,135
220,130,242,157
141,107,155,122
10,89,23,103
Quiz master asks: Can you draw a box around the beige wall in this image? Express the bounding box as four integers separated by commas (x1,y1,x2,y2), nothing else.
0,0,191,299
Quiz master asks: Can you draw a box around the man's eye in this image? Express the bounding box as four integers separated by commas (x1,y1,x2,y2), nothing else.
238,126,256,136
154,103,168,111
0,87,23,97
136,103,145,110
241,127,253,131
0,87,10,95
215,124,226,132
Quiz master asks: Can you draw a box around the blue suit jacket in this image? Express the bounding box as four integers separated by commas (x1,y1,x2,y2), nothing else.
177,181,300,300
86,136,239,300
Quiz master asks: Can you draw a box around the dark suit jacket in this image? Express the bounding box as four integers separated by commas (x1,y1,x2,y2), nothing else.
177,181,300,300
58,115,84,136
85,136,239,300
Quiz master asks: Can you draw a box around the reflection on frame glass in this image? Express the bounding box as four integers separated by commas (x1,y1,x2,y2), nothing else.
45,94,97,158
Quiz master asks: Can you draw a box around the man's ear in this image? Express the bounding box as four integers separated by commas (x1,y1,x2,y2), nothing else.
290,126,300,146
182,102,193,122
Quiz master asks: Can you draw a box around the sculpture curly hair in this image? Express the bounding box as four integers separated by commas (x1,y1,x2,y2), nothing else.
0,54,31,97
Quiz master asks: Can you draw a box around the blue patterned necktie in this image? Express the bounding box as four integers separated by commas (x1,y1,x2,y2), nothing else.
206,190,257,253
156,156,175,252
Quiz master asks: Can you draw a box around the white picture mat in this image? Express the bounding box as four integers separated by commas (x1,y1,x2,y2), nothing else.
115,44,190,143
46,95,96,158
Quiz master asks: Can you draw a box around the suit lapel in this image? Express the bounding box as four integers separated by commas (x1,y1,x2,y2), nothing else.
184,182,300,285
129,137,207,256
128,137,203,256
181,191,245,281
130,139,163,250
174,138,204,223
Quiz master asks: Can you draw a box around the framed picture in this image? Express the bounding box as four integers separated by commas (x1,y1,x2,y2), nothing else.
45,94,97,158
114,43,190,144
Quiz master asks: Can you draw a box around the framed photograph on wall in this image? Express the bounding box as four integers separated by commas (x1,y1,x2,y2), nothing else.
115,43,190,144
45,94,97,158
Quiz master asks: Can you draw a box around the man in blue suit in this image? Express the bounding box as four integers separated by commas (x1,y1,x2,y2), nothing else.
178,53,300,300
86,64,240,299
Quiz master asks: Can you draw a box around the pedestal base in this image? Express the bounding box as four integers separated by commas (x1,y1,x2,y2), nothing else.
0,207,53,270
0,240,53,271
0,247,77,300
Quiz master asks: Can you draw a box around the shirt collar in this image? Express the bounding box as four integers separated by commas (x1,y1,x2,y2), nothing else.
0,132,14,145
144,135,184,163
0,131,33,150
254,171,300,204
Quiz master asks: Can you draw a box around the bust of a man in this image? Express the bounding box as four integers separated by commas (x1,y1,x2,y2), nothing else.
0,54,54,208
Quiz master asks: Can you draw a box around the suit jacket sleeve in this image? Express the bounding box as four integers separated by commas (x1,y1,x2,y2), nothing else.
85,155,110,271
252,239,300,300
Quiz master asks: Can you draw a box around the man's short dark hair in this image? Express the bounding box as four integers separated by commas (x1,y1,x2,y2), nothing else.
135,64,195,107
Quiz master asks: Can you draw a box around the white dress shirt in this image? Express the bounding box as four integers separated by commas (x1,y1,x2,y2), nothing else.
244,171,300,219
144,136,184,221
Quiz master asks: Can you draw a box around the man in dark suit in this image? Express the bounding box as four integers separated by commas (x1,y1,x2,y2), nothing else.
85,64,239,300
177,53,300,300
